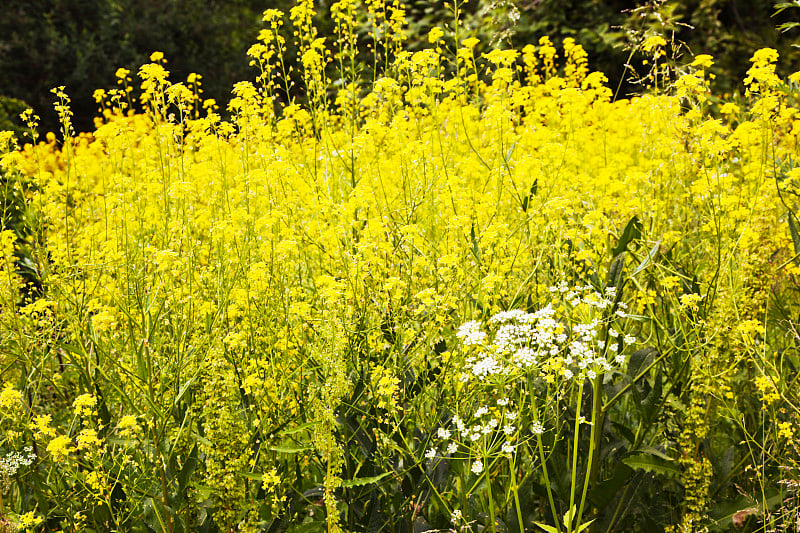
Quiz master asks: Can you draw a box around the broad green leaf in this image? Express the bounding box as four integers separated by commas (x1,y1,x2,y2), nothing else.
611,215,642,257
533,522,560,533
606,252,625,289
270,444,313,454
339,471,391,488
628,347,658,380
622,453,681,478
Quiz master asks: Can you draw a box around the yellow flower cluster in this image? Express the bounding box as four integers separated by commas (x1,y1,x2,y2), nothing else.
2,0,800,526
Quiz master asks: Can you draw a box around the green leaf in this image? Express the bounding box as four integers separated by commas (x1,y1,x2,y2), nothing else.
280,421,318,436
522,179,538,211
622,453,681,478
471,222,481,262
627,347,658,380
592,462,634,509
563,504,575,528
175,445,198,500
533,522,560,533
605,252,626,289
143,498,184,533
788,211,800,256
339,471,391,488
270,444,313,454
576,520,595,533
632,240,660,276
611,215,642,257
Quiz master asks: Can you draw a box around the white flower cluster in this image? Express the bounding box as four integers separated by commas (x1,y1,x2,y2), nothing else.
457,284,635,384
424,401,521,461
0,447,34,478
0,447,35,491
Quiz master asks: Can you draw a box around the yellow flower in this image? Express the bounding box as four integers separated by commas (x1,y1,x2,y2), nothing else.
642,35,667,53
0,383,22,411
691,54,714,69
29,414,57,439
73,393,97,418
76,428,100,451
46,435,73,461
149,51,165,62
778,422,794,441
18,511,42,529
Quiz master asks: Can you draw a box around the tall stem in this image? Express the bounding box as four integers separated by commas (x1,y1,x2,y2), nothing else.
535,411,562,533
577,373,603,529
568,381,585,533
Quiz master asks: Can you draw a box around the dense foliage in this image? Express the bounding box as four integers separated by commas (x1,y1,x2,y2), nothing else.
2,1,800,532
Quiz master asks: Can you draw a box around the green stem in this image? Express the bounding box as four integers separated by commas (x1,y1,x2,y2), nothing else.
569,381,585,533
577,373,603,529
485,451,497,533
537,421,562,533
509,453,525,533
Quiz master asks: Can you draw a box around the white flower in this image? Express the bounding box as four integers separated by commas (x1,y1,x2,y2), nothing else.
503,424,515,435
457,320,486,346
531,421,545,435
425,448,436,459
615,353,626,365
497,398,509,406
470,432,481,442
502,443,515,454
506,411,518,421
623,334,636,345
446,442,458,454
437,427,451,440
587,369,596,380
474,406,488,417
451,509,463,524
471,459,484,474
564,368,574,380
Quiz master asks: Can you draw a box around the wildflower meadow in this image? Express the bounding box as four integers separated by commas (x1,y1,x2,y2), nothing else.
1,2,800,532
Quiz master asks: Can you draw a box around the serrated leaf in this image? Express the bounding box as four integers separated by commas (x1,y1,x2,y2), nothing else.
622,453,681,478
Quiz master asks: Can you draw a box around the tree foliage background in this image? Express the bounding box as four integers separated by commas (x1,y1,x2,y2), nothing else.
1,0,799,134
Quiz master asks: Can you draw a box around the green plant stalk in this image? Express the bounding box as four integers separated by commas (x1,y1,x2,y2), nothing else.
536,430,562,533
577,373,603,529
485,449,497,533
568,380,585,533
509,452,525,533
